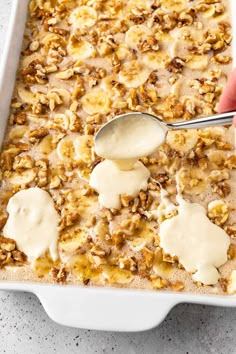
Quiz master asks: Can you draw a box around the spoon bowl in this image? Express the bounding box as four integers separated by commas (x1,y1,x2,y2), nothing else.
95,111,236,152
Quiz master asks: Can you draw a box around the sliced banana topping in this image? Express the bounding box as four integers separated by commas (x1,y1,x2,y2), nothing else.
67,38,96,61
18,85,38,105
142,51,170,70
69,6,97,29
102,265,134,284
20,53,44,70
125,25,152,50
160,0,186,11
166,130,199,153
118,60,150,88
9,126,28,142
47,88,71,107
100,74,117,92
57,133,94,163
115,44,133,61
198,4,227,20
41,33,66,52
178,167,207,195
81,88,111,114
185,55,209,71
128,0,153,11
9,169,37,185
170,28,202,57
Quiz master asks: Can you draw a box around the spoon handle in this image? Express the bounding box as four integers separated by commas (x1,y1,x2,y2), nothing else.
166,111,236,130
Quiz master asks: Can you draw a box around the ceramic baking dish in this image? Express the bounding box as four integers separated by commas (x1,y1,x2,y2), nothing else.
0,0,236,332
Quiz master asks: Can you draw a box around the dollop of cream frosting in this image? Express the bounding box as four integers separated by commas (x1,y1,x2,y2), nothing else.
159,195,230,285
90,159,150,209
3,188,59,261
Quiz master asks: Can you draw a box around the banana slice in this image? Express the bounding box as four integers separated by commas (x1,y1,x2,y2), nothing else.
57,133,94,163
9,126,28,142
198,4,227,20
102,265,134,285
119,60,150,88
67,38,96,62
41,33,66,51
47,88,71,109
125,25,152,50
39,135,55,155
170,28,202,57
200,5,216,18
18,85,38,105
9,169,37,185
128,0,152,11
20,53,44,70
115,44,133,61
59,231,89,262
81,88,111,114
100,75,117,92
142,51,170,70
178,167,207,195
69,6,97,29
160,0,186,11
166,130,198,154
185,55,209,71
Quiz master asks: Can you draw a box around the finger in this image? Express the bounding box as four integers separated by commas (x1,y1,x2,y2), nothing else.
218,68,236,113
233,115,236,126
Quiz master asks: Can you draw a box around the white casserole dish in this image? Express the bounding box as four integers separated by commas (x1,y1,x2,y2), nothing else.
0,0,236,332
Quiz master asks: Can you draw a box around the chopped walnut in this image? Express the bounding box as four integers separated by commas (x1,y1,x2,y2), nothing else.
0,237,26,266
14,112,27,125
137,36,159,53
171,281,184,292
212,181,231,198
208,169,230,183
141,247,154,268
225,225,236,238
150,275,169,290
29,127,48,143
207,200,229,226
35,159,48,187
212,54,232,64
166,57,185,73
0,214,7,231
224,155,236,169
59,212,80,231
51,267,68,284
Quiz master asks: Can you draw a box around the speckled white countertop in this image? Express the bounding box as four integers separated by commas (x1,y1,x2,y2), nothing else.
0,1,236,353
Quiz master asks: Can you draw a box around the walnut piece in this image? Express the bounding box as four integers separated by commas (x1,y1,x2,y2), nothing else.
207,200,229,226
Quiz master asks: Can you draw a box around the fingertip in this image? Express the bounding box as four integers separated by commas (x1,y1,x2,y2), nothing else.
233,115,236,127
218,68,236,113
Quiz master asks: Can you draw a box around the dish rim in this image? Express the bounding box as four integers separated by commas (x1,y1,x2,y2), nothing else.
0,0,235,331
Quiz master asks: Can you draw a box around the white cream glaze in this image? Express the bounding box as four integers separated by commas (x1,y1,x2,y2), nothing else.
90,114,166,208
159,195,230,285
3,188,59,261
156,188,177,218
90,160,150,209
95,114,166,162
228,270,236,294
192,265,220,285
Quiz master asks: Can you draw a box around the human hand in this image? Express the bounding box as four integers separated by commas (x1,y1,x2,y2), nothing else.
218,68,236,126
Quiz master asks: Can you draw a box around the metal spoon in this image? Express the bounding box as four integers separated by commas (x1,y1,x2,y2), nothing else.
95,111,236,148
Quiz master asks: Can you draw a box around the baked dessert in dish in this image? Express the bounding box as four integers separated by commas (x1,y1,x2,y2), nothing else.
0,0,235,295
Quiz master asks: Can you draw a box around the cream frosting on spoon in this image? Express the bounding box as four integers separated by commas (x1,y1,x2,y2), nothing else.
90,114,166,209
